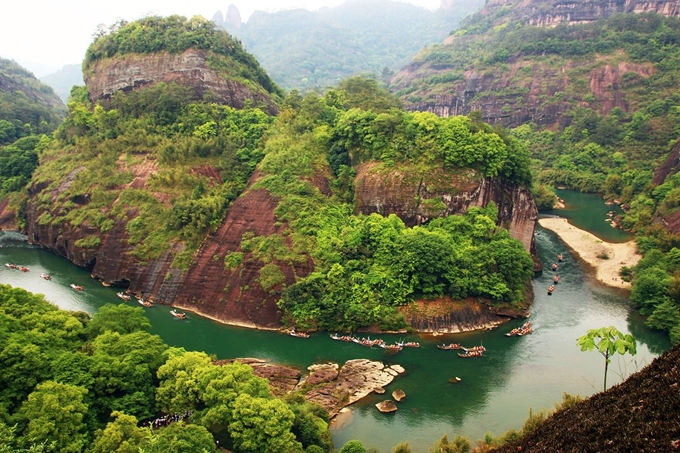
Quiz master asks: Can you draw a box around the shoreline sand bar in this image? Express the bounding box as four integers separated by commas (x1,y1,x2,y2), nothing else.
538,217,640,289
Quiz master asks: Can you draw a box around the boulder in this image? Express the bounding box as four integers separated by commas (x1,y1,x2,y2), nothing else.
392,389,406,402
376,400,398,413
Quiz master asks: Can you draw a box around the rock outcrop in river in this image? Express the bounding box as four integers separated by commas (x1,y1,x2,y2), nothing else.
217,358,405,418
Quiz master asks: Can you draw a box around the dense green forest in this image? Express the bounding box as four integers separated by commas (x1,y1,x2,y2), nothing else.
0,58,65,204
0,284,331,452
217,0,484,91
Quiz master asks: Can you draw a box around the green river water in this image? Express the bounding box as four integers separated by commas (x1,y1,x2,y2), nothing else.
0,190,670,452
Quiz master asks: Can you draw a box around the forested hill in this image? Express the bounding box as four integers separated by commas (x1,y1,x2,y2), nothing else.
2,16,537,333
389,0,680,344
0,58,65,145
213,0,484,91
83,15,283,113
0,58,65,217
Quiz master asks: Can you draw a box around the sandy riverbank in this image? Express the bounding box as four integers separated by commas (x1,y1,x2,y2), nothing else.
538,217,640,289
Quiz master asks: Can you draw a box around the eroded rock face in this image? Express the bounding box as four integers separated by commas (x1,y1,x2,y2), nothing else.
85,49,278,115
303,359,406,418
401,297,529,333
651,139,680,235
395,59,655,129
0,199,18,231
354,162,538,256
216,358,405,418
482,0,680,27
393,0,679,128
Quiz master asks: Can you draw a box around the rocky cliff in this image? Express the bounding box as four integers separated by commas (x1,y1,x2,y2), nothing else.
392,0,680,128
24,159,537,329
481,0,680,27
396,59,655,128
650,139,680,235
85,48,278,115
354,162,538,256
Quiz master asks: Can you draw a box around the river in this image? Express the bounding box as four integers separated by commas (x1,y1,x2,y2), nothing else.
0,191,669,453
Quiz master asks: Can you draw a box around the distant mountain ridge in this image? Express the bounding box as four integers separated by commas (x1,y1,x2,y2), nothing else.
392,0,680,128
40,64,84,103
213,0,484,91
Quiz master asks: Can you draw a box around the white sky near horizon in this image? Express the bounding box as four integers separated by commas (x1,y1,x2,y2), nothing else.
1,0,442,77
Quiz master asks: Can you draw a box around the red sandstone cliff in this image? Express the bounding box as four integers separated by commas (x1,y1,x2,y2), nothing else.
393,0,679,128
354,162,538,256
23,159,538,329
650,139,680,235
85,48,278,115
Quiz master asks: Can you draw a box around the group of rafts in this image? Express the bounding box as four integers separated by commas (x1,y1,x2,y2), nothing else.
4,262,31,273
115,290,188,320
5,262,72,286
548,253,565,295
3,263,189,320
289,320,535,359
328,333,420,352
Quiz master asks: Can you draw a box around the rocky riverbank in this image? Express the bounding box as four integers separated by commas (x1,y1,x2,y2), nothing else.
215,358,405,418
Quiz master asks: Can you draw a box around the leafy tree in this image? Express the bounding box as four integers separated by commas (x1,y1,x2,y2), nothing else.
89,331,167,423
0,421,47,453
229,394,302,453
630,268,671,315
156,349,272,441
19,381,89,453
149,423,217,453
85,303,151,338
646,299,680,333
338,440,367,453
532,184,558,211
576,326,637,391
89,411,149,453
430,435,471,453
393,442,412,453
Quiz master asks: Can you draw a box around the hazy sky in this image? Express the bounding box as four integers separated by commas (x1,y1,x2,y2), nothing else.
1,0,441,77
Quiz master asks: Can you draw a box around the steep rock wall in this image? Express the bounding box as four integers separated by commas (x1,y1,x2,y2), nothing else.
0,199,17,231
394,0,678,128
171,184,314,328
354,162,538,256
651,139,680,235
23,159,537,328
482,0,680,27
85,48,278,115
396,59,655,128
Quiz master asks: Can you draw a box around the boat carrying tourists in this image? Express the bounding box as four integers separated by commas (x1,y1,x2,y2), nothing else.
289,329,310,338
170,309,187,319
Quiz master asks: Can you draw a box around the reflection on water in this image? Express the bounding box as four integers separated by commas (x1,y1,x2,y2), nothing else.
0,221,670,452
